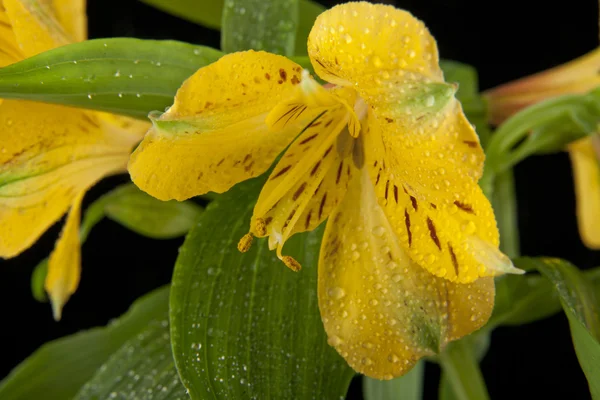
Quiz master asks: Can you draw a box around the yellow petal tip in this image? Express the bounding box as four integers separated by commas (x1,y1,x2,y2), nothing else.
49,291,66,321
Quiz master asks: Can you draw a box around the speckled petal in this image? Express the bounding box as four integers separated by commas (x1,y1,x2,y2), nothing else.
0,100,145,258
128,51,308,201
318,166,494,379
362,111,519,283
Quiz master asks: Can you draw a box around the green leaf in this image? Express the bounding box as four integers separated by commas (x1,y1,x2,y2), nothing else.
75,290,186,400
221,0,299,55
0,287,170,400
363,361,424,400
103,185,203,239
170,177,355,399
0,38,222,119
515,257,600,398
140,0,224,29
295,0,325,55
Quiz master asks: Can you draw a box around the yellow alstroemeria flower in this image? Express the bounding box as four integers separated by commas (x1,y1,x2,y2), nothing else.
129,2,521,378
0,0,149,319
484,48,600,248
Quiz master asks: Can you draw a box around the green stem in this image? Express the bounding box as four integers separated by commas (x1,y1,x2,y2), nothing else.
438,340,490,400
493,169,520,258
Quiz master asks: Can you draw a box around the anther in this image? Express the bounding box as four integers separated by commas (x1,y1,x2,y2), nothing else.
282,256,302,272
237,233,254,253
255,218,268,236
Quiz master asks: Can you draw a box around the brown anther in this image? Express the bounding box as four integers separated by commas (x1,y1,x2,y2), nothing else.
237,233,254,253
255,218,268,236
282,256,302,272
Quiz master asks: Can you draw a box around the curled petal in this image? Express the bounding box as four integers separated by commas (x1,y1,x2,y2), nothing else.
129,51,308,201
45,191,84,321
569,136,600,249
318,167,494,379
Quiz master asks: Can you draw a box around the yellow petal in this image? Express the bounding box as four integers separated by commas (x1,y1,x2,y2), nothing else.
250,86,357,264
51,0,86,42
45,190,84,321
319,166,494,379
129,51,309,201
569,136,600,249
362,108,521,283
4,0,71,57
307,2,442,86
0,4,22,66
0,100,145,258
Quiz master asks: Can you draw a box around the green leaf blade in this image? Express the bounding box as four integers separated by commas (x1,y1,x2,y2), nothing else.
170,177,354,399
515,257,600,398
0,287,170,400
0,38,222,118
75,291,186,400
221,0,299,55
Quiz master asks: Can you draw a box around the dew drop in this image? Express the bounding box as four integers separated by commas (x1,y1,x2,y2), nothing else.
372,226,385,237
327,287,346,299
328,335,343,346
425,95,435,107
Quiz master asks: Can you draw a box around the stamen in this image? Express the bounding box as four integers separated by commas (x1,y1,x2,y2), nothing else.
237,233,254,253
282,255,302,272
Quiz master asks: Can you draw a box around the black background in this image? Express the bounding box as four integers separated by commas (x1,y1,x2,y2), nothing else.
1,0,598,399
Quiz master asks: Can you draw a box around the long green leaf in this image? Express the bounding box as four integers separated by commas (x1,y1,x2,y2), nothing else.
140,0,224,29
0,38,222,119
515,257,600,398
170,177,355,399
221,0,299,55
75,291,186,400
363,361,424,400
0,287,170,400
